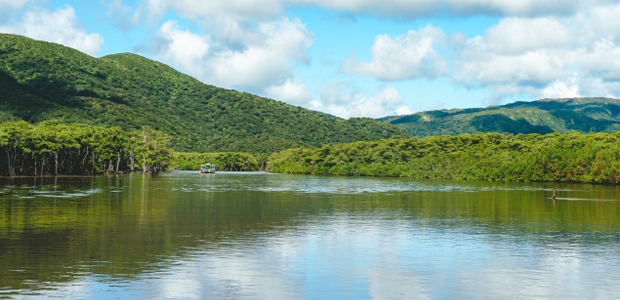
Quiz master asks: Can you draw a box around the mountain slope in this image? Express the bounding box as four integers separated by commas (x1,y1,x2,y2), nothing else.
380,98,620,136
0,34,410,153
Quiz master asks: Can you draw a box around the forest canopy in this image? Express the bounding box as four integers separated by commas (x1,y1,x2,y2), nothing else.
0,121,172,176
267,131,620,184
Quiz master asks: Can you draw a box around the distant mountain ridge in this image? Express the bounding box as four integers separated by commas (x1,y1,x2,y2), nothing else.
0,34,410,154
380,97,620,136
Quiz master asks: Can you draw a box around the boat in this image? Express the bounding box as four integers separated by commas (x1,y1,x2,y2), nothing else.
200,163,216,174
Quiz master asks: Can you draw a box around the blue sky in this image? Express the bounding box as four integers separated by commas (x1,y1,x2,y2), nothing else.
2,1,620,118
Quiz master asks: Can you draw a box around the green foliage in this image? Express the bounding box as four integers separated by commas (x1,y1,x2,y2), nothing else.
0,121,171,175
381,98,620,136
0,34,410,155
172,152,261,171
131,127,173,175
268,131,620,183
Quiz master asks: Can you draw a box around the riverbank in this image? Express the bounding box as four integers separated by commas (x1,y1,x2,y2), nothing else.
267,131,620,184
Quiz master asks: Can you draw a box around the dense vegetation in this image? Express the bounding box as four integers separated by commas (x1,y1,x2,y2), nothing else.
0,34,410,154
380,98,620,136
268,131,620,183
172,152,261,171
0,121,172,176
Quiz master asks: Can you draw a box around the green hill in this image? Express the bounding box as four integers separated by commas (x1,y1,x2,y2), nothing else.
380,98,620,136
0,34,409,154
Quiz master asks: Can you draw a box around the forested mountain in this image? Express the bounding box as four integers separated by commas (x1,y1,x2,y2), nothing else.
0,34,409,154
380,98,620,136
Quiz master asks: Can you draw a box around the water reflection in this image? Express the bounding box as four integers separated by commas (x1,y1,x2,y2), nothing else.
1,172,620,299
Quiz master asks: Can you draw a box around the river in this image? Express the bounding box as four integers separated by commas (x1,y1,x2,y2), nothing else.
1,171,620,299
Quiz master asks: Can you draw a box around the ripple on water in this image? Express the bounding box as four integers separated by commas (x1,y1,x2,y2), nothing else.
29,190,52,194
36,193,91,198
552,197,618,202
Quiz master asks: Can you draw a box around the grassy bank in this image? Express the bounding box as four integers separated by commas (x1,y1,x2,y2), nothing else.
267,131,620,183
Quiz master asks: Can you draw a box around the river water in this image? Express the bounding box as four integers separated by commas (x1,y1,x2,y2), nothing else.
1,171,620,299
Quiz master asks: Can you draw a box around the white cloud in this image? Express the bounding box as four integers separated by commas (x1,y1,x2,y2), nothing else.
580,39,620,81
541,77,580,99
0,5,104,56
585,4,620,41
579,77,620,98
130,0,620,24
395,105,416,116
484,17,573,55
319,80,358,105
137,0,284,24
0,0,32,11
104,0,138,31
144,17,313,91
285,0,613,18
340,25,446,81
453,41,573,101
356,17,577,102
148,20,210,77
207,18,313,89
313,86,414,119
455,47,570,87
449,5,620,102
265,78,314,105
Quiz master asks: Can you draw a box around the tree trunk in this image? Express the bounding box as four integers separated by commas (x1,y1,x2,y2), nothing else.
116,152,121,173
7,152,13,176
142,154,148,175
55,153,58,175
82,147,89,175
10,144,18,176
106,160,114,174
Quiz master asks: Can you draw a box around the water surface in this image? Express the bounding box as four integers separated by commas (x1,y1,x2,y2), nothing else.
1,172,620,299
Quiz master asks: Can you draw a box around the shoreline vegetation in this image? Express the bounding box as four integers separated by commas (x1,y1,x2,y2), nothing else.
0,121,265,176
0,121,172,176
6,119,620,184
267,131,620,184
